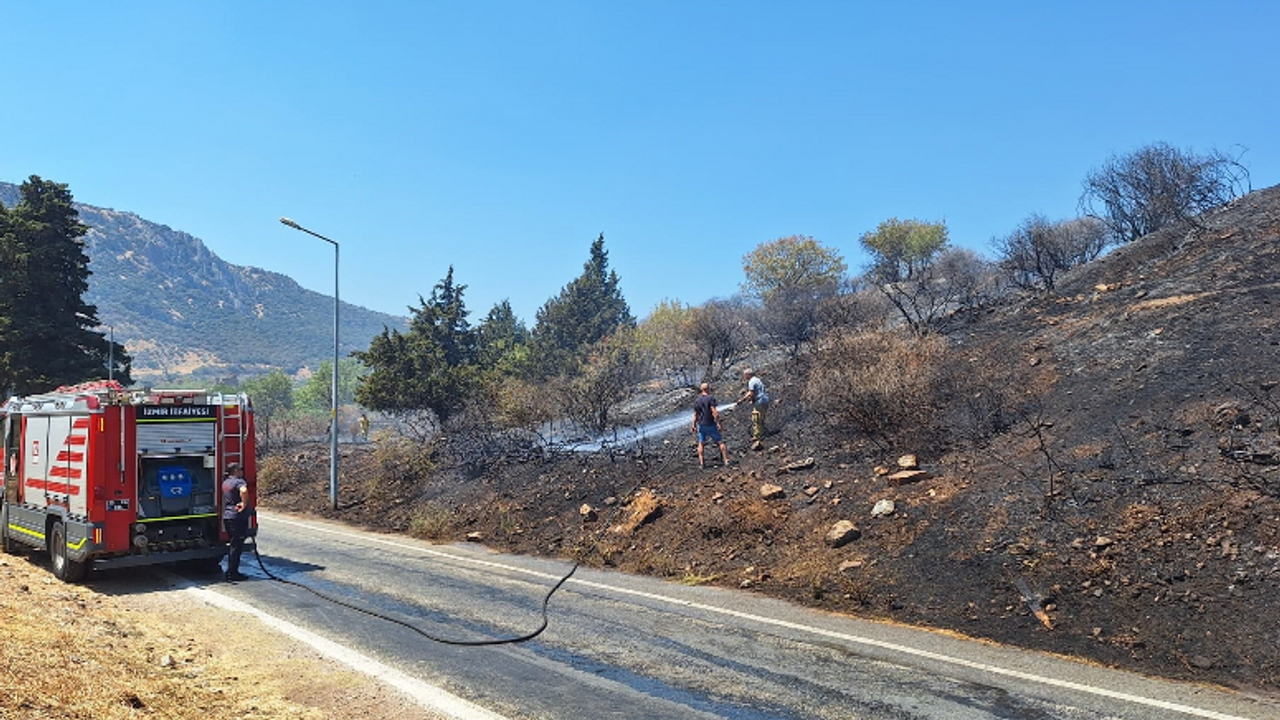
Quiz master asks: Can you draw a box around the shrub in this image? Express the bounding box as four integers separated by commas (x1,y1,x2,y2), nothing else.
256,453,313,495
372,437,435,485
804,329,949,447
408,503,456,539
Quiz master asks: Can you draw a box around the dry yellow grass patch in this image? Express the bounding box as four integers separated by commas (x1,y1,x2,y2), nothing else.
0,554,441,720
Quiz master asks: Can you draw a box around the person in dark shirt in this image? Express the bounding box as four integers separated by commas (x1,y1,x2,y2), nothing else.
220,463,250,581
691,383,730,468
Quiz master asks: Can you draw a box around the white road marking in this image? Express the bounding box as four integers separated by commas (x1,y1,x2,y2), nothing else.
261,513,1259,720
168,573,508,720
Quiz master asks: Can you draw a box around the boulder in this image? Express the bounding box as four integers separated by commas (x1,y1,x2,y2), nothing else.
871,499,896,518
610,489,663,535
897,454,919,470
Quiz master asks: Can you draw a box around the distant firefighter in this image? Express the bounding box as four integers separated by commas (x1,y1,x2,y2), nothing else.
738,369,770,449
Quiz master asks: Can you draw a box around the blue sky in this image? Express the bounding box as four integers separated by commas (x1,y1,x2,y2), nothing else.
3,1,1277,325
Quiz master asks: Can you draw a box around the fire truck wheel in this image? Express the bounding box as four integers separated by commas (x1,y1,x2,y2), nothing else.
49,520,88,583
0,504,12,554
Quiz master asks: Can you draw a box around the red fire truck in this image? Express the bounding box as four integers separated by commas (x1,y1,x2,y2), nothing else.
1,381,256,582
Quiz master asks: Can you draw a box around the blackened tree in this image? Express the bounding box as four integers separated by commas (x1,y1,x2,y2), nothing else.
1080,142,1250,243
0,176,131,395
993,214,1109,292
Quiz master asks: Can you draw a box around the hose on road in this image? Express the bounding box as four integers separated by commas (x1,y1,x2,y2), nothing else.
251,538,577,646
246,434,687,646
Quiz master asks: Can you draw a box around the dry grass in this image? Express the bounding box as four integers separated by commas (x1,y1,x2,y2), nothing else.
0,552,441,720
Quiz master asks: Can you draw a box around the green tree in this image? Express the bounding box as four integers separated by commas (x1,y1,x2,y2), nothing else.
476,299,529,373
860,218,949,284
861,218,987,336
531,233,633,377
242,368,294,454
638,299,699,385
741,235,845,355
0,176,131,394
294,358,368,415
740,235,846,302
354,267,478,431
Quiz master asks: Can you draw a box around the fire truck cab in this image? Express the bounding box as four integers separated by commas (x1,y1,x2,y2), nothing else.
1,381,256,582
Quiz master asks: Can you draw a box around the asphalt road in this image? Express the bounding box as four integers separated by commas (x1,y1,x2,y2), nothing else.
194,511,1278,720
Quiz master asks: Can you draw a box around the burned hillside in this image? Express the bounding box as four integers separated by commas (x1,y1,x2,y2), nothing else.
263,184,1280,694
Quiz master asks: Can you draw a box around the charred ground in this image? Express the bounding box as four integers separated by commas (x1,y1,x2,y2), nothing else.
263,186,1280,695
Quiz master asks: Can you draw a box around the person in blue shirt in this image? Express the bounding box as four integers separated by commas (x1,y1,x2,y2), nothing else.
691,383,730,468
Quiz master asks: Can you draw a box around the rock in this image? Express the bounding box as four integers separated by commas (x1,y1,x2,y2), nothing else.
886,469,930,485
825,520,860,548
610,489,664,535
804,486,820,497
897,455,919,470
838,559,864,574
873,465,890,476
1094,536,1114,548
777,457,816,474
579,504,597,522
760,483,785,500
871,499,896,518
1189,655,1216,670
159,654,175,668
465,531,486,542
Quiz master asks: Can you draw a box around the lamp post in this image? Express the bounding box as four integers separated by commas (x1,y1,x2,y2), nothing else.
279,217,340,510
107,326,114,382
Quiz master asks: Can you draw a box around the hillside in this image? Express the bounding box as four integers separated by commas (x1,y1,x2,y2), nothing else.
264,185,1280,695
0,181,406,382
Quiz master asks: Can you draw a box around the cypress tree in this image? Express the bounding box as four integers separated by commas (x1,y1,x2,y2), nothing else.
0,176,130,395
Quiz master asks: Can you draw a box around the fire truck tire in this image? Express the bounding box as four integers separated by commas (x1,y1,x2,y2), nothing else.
50,520,88,583
0,504,12,554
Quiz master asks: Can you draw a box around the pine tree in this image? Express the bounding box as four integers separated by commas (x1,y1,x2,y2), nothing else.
476,299,528,372
531,233,633,377
353,266,476,425
0,176,130,395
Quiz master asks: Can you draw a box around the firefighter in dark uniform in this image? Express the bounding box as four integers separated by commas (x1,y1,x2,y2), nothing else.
221,463,250,581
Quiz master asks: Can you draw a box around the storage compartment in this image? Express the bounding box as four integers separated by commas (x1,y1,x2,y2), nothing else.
138,456,217,518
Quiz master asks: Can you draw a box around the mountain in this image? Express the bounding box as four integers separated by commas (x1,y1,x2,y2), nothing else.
0,181,407,383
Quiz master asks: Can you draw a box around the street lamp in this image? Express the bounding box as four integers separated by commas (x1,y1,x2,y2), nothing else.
279,217,340,510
